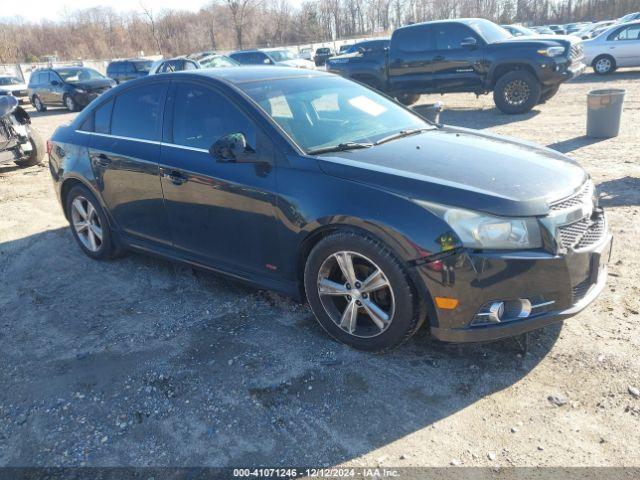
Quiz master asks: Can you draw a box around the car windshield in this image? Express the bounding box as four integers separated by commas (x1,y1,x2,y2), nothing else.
200,55,239,68
239,76,430,153
468,19,513,43
267,50,296,62
56,68,105,83
133,61,152,72
0,76,22,86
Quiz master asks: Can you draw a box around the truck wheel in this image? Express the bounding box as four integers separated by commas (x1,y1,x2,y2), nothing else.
493,70,541,114
396,93,421,106
538,85,560,104
593,55,615,75
14,128,45,167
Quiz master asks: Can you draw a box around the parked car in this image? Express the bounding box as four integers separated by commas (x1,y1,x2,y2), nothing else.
617,12,640,23
106,59,153,84
48,67,611,351
0,95,44,168
28,67,115,112
313,47,335,66
299,47,313,60
229,49,315,69
326,18,585,113
532,26,556,34
575,21,616,39
548,25,568,35
0,74,29,104
583,20,640,74
150,55,239,74
564,22,591,35
501,24,539,37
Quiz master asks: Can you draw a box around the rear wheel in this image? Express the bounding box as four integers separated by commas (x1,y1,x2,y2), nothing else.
493,70,541,114
13,128,45,167
593,55,615,75
66,185,122,260
304,231,425,351
395,93,421,106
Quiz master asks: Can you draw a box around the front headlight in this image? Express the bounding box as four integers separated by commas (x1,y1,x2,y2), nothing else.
416,201,542,250
537,46,565,57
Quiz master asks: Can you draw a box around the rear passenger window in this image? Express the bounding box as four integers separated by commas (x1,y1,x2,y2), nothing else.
94,99,114,134
394,26,434,52
111,84,165,141
172,83,256,150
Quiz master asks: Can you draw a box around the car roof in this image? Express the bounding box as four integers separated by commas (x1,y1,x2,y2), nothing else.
185,66,330,84
396,17,492,31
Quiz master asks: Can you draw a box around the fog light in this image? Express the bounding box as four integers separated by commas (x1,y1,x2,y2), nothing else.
487,301,505,323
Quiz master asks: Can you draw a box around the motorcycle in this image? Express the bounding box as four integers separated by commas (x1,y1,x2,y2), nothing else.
0,95,44,168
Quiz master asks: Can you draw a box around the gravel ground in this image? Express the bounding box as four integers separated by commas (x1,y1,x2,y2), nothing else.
0,70,639,468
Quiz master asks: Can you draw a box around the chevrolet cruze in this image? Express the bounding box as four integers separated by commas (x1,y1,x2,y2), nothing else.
47,67,612,351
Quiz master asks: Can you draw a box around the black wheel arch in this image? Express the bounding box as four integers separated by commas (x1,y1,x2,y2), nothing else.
488,62,540,89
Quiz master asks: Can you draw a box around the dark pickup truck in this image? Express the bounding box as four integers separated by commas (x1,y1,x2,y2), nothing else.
326,18,585,114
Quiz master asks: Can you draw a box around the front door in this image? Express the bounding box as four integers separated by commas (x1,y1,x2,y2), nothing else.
430,23,485,92
159,80,279,278
89,82,172,246
49,72,66,105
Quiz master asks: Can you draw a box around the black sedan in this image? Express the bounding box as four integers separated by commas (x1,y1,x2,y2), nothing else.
28,67,115,112
47,68,611,351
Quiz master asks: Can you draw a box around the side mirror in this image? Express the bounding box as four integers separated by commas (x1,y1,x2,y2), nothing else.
263,58,273,65
356,47,366,54
51,80,60,86
461,37,478,49
210,133,257,163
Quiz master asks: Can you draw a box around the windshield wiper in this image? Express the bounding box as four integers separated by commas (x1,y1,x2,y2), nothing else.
374,127,433,146
307,142,373,155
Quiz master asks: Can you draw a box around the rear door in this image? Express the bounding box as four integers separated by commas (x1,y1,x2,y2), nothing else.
388,24,435,94
431,22,485,92
88,81,172,245
159,80,279,276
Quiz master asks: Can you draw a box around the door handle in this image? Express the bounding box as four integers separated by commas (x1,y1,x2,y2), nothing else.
163,170,188,185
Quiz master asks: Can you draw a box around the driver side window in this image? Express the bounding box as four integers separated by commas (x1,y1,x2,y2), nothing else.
614,25,640,40
171,83,256,151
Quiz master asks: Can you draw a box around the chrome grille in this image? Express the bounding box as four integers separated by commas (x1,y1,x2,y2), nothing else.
549,181,593,212
570,43,584,61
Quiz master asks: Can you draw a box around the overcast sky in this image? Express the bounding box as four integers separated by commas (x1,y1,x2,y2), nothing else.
2,0,302,22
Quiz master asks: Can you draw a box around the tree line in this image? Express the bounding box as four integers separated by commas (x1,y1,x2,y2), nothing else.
1,0,639,63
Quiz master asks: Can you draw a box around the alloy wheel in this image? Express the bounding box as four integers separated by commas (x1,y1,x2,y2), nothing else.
595,58,611,74
70,196,103,252
503,79,530,107
65,96,75,111
316,251,395,338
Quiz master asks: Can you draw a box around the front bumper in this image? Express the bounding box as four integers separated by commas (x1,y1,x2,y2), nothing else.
417,230,612,343
540,57,586,86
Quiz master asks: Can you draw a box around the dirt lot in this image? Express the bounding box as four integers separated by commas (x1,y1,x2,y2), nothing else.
1,70,639,468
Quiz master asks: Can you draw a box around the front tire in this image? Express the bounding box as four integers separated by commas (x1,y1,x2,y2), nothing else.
493,70,541,114
304,231,425,351
13,128,45,167
396,93,421,106
64,95,78,112
32,95,46,112
593,55,615,75
538,85,560,104
66,185,121,260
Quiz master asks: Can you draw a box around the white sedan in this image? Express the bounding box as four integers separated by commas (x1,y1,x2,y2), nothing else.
583,20,640,74
0,75,29,104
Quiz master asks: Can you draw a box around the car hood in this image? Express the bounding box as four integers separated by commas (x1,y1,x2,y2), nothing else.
277,59,316,69
316,126,587,217
0,83,27,92
70,79,114,90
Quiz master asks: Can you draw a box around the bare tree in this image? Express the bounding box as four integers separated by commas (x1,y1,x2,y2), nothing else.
223,0,263,48
140,2,163,55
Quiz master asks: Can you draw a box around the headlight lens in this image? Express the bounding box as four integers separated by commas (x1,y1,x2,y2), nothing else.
416,201,542,250
537,46,565,57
